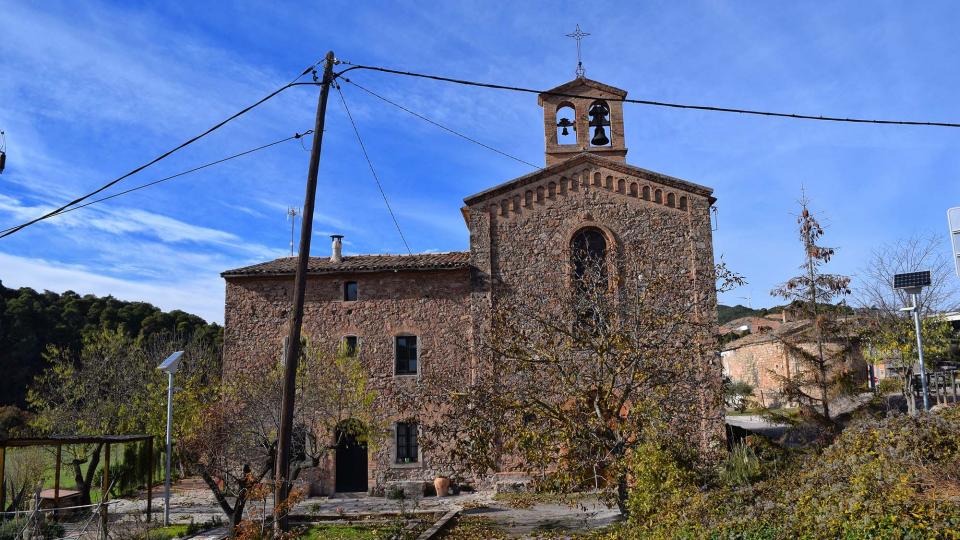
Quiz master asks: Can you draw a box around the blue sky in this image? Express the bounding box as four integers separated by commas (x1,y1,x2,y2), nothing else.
2,1,959,323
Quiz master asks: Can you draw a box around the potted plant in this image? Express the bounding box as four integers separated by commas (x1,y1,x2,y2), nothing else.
433,475,451,497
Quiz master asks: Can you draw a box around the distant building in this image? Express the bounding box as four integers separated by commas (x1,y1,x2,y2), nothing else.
721,320,868,408
719,313,785,336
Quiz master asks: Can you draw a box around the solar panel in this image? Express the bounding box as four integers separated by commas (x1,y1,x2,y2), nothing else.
893,271,931,290
950,207,960,278
157,351,184,373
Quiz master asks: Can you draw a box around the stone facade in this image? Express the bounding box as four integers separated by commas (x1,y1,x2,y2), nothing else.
721,321,869,408
223,263,472,493
221,75,721,495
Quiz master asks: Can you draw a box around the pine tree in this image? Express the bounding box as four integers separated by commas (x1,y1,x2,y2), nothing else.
770,196,854,423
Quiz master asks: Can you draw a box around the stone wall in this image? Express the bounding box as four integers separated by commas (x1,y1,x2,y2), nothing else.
223,268,472,494
466,157,722,454
722,340,869,408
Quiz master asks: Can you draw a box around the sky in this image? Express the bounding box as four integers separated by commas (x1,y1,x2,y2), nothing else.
2,1,960,323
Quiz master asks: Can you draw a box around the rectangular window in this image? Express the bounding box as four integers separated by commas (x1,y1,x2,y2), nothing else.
344,281,358,301
342,336,358,357
395,336,418,375
396,422,418,463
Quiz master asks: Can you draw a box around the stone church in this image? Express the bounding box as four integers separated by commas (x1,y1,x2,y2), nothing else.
221,75,719,495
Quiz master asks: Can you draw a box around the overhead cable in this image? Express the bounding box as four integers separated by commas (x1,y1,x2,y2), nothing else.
336,61,960,129
342,78,543,170
334,83,413,255
0,61,322,239
0,131,312,235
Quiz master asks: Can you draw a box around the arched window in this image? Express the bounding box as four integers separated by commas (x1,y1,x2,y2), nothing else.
571,227,609,328
570,227,607,282
556,104,576,145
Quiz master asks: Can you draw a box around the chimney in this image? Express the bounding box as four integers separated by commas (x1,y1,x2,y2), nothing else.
330,235,343,263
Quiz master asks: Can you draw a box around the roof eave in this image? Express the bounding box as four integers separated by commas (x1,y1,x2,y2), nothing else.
221,265,472,279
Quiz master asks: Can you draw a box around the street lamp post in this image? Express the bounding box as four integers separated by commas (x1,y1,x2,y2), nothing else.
157,351,184,527
894,271,931,413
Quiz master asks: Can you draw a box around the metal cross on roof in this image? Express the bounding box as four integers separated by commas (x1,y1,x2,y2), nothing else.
566,24,590,78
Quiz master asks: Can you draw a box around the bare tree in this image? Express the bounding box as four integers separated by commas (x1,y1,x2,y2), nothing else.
856,233,960,316
422,244,741,516
180,341,381,530
856,234,958,413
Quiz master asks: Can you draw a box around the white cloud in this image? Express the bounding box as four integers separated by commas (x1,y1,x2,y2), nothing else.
0,251,224,323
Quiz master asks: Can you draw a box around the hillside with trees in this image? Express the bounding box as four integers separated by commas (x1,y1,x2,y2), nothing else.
0,280,222,409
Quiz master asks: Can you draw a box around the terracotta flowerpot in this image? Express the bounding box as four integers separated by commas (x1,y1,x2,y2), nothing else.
433,476,451,497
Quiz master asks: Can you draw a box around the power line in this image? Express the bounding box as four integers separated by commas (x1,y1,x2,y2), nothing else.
0,131,312,235
337,61,960,129
334,83,413,255
342,77,543,170
1,66,320,239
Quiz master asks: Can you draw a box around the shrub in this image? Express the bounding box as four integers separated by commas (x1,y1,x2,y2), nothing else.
620,442,706,538
719,442,761,487
875,376,900,395
0,518,64,540
605,407,960,539
724,380,755,412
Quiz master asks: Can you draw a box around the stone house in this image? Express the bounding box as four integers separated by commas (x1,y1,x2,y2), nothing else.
221,75,720,495
721,320,868,408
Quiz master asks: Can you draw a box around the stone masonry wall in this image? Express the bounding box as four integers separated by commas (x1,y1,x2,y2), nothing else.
722,341,869,408
467,159,722,455
223,268,472,494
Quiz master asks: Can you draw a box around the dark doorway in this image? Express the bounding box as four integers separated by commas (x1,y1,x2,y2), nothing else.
335,428,368,493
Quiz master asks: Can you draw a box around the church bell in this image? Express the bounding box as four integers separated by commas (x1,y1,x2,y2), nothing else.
590,125,609,146
588,102,611,146
556,117,575,136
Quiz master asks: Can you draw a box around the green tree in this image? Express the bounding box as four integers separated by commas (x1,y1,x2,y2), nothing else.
0,280,221,409
26,329,220,504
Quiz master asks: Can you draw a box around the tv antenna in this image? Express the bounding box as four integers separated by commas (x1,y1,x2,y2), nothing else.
286,206,300,256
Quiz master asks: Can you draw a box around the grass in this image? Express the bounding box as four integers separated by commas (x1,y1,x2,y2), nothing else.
299,518,433,540
140,524,189,540
300,524,381,539
3,441,165,503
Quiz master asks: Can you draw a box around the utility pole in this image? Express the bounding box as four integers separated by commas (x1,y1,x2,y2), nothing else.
275,50,336,531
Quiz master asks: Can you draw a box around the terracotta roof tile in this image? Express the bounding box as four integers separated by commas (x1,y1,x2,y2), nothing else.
722,320,812,351
222,251,471,277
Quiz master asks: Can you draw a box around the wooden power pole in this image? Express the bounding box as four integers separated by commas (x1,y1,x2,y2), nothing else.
275,50,336,531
